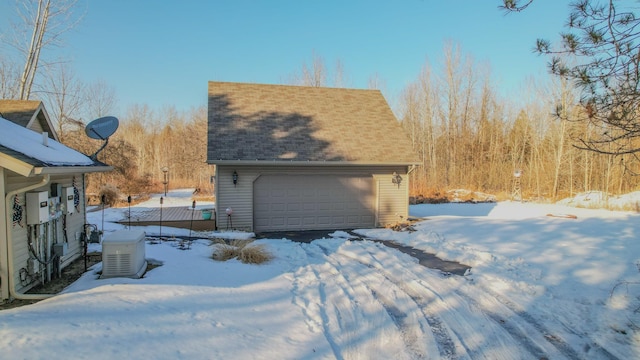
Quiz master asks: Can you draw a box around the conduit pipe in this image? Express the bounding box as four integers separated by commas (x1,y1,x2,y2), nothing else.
4,174,55,300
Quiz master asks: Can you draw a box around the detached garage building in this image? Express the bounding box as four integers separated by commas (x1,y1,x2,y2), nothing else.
207,81,419,232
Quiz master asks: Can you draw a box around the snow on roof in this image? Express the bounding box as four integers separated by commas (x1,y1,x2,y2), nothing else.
0,116,94,166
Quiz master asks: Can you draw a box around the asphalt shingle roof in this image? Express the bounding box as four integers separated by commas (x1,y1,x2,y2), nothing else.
0,100,42,127
207,82,420,164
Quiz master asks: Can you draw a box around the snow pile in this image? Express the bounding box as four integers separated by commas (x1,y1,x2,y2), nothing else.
0,189,638,359
557,190,640,211
0,116,95,166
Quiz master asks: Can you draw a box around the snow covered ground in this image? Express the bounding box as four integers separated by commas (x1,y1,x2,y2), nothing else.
0,189,638,359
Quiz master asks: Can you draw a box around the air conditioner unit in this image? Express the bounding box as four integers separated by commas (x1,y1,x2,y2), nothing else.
101,230,147,279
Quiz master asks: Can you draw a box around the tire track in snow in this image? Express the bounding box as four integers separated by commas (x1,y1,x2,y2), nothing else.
337,240,579,360
363,239,600,359
316,243,434,359
292,242,416,360
316,242,465,360
370,288,431,359
456,281,619,360
291,243,343,359
453,285,575,360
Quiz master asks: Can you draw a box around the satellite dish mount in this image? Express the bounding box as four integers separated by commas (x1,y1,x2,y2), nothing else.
85,116,119,160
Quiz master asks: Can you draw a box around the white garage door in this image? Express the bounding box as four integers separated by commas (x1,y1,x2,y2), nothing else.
254,175,375,231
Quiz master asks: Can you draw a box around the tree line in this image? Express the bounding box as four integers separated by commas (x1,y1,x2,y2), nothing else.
69,43,639,203
63,104,211,199
399,43,637,201
2,0,639,203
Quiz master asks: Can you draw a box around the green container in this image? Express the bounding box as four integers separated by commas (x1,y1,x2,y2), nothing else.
202,210,212,220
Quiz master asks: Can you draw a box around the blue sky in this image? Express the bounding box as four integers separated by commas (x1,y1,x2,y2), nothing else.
1,0,569,115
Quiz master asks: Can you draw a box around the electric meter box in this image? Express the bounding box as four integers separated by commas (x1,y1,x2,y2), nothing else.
61,187,75,214
26,191,49,224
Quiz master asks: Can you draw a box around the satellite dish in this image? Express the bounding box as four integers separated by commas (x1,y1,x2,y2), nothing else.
85,116,119,140
85,116,119,160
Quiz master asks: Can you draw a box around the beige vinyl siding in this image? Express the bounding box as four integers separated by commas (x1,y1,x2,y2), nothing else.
216,164,410,231
216,166,255,231
375,173,410,227
27,119,44,133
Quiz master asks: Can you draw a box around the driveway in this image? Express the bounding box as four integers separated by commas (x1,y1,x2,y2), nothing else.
256,229,470,275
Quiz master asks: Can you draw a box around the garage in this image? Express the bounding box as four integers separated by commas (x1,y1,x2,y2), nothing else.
254,175,375,231
208,82,420,232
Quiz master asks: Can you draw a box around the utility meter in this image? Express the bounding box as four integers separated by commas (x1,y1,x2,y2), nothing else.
26,191,49,224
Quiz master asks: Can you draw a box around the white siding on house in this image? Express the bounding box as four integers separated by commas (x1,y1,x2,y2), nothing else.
0,167,6,299
6,174,87,295
10,192,31,293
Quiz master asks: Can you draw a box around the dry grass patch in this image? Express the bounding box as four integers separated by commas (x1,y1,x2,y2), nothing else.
212,239,273,264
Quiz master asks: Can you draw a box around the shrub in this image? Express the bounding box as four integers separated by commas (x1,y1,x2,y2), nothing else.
238,244,273,264
98,184,120,207
211,239,272,264
212,244,240,261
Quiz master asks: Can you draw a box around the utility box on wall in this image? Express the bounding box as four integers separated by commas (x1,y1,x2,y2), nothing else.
26,191,49,224
61,187,75,214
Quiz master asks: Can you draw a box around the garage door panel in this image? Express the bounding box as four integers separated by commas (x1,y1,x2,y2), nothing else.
332,216,346,225
254,175,375,231
271,203,285,212
287,203,300,211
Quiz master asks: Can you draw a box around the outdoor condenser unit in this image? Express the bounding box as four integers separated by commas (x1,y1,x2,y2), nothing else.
101,230,147,279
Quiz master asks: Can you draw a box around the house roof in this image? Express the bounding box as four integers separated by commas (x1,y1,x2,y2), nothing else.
207,81,420,165
0,100,58,141
0,116,111,177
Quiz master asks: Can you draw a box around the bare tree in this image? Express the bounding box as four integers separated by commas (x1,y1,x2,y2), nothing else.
285,52,353,88
503,1,640,155
333,59,350,88
0,57,20,99
367,72,387,91
83,78,117,119
41,62,84,141
4,0,81,100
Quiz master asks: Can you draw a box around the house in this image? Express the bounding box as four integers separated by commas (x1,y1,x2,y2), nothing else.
0,100,111,301
207,81,420,232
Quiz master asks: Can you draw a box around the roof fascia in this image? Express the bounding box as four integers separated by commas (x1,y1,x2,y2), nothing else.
34,165,113,175
0,152,35,177
207,160,421,167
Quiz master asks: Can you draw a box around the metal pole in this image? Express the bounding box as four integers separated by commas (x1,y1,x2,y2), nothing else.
188,200,196,249
159,196,163,241
127,195,132,229
101,194,105,241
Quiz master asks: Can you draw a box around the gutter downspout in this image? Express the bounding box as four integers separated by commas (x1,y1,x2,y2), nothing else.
4,174,54,300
